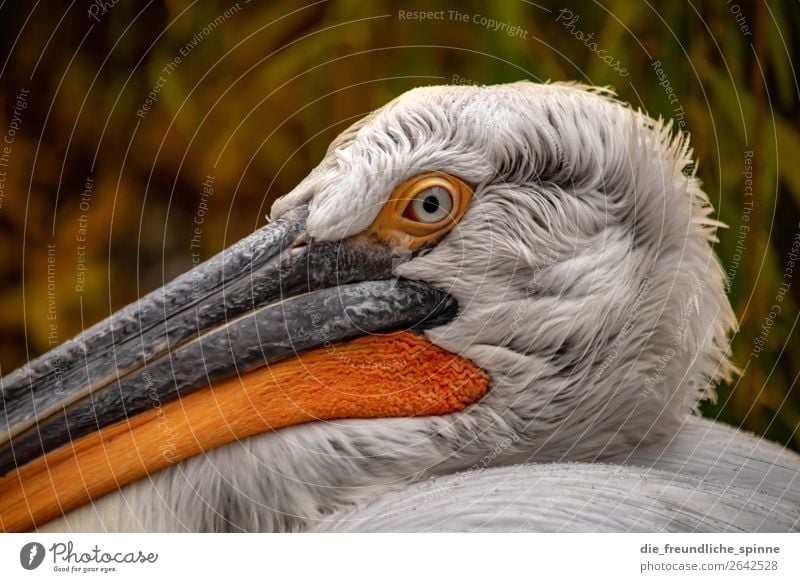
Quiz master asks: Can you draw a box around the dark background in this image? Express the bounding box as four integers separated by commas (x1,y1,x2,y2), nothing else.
0,0,798,450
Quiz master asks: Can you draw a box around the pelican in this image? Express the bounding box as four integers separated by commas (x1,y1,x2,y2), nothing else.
1,81,798,533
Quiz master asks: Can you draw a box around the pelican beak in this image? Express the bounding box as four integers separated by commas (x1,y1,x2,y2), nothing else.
0,203,489,531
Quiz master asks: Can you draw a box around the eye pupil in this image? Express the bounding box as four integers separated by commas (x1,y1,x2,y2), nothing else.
422,196,440,214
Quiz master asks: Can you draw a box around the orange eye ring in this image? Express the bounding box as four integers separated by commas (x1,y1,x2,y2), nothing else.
364,172,473,251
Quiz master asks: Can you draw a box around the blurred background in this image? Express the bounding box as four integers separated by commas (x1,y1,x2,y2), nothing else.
0,0,798,450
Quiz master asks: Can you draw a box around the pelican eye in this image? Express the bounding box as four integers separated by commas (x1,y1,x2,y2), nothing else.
404,186,453,223
364,172,473,251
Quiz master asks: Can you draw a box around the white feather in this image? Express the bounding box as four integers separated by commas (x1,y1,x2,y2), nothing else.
320,417,800,532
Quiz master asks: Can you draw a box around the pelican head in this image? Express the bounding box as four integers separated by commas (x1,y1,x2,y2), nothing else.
0,81,735,532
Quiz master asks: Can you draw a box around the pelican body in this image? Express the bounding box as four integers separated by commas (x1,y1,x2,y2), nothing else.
1,81,798,532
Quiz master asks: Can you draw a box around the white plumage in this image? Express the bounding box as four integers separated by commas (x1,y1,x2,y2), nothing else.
39,81,799,532
321,418,800,532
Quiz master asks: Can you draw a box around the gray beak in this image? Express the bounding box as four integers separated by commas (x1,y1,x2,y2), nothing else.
0,204,457,475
